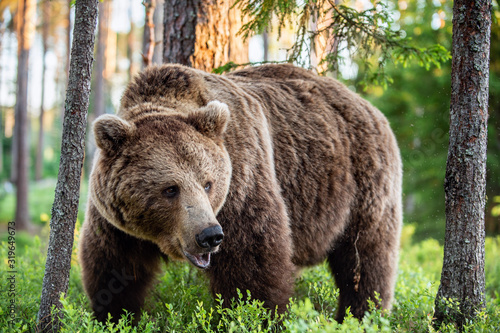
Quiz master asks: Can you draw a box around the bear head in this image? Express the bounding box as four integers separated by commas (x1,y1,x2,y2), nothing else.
89,101,232,269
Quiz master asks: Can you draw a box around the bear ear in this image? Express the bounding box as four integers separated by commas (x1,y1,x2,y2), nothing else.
93,115,135,153
187,100,230,139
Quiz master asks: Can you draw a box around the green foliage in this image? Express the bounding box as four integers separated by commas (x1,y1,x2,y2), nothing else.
234,0,450,87
432,297,500,332
492,196,500,217
352,0,454,241
215,291,282,332
353,0,499,240
1,225,499,332
0,235,87,332
485,236,500,297
0,178,87,226
1,236,45,332
0,180,54,225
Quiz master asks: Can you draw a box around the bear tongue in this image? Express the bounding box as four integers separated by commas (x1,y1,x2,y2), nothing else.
186,252,211,269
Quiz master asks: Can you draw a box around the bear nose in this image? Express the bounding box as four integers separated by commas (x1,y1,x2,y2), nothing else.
196,225,224,249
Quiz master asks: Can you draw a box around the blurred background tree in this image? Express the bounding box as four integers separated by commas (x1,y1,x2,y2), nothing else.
13,0,36,232
355,0,457,240
355,0,500,240
0,0,498,242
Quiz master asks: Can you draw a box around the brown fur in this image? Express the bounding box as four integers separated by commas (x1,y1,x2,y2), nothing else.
79,64,402,323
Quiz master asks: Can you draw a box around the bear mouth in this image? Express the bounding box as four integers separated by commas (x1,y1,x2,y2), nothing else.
184,251,211,269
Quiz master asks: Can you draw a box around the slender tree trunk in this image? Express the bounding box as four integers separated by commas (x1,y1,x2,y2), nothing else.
86,0,110,174
434,0,491,329
94,0,110,119
0,110,3,178
127,1,135,79
0,20,4,176
37,0,99,331
10,13,19,184
10,118,17,183
262,31,269,62
61,0,72,122
163,0,229,71
152,0,164,64
36,0,50,181
142,0,156,68
14,0,36,231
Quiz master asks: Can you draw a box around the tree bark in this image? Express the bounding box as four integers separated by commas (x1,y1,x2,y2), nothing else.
310,0,339,75
14,0,36,231
62,0,72,121
228,1,248,64
36,0,50,181
163,0,229,72
142,0,156,68
66,0,72,80
262,31,269,62
152,0,164,64
37,0,99,331
434,0,491,329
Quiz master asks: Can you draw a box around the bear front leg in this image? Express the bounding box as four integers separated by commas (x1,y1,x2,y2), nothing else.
206,190,296,314
79,204,163,323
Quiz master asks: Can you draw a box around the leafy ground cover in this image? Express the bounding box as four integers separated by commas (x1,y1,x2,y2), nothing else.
1,224,499,332
0,179,87,227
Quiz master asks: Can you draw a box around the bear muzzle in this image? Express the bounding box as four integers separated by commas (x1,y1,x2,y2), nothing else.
184,225,224,269
195,225,224,249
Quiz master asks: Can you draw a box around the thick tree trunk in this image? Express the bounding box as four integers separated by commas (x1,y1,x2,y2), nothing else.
228,2,248,64
434,0,491,329
142,0,156,68
37,0,99,331
163,0,229,72
94,0,110,119
14,0,36,231
36,0,50,181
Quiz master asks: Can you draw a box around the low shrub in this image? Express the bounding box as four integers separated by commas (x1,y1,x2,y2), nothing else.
1,225,499,332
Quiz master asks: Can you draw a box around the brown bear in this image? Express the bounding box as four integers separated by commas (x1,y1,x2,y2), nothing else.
79,63,402,323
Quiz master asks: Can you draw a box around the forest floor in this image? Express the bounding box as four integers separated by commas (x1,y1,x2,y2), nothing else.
0,180,499,332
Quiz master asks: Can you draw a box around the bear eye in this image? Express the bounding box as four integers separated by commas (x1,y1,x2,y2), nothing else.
163,186,179,198
204,182,212,193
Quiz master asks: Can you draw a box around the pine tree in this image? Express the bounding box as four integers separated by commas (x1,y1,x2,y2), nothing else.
434,0,492,328
37,0,99,331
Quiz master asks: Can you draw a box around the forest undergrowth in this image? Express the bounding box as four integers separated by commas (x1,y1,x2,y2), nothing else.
1,223,499,332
